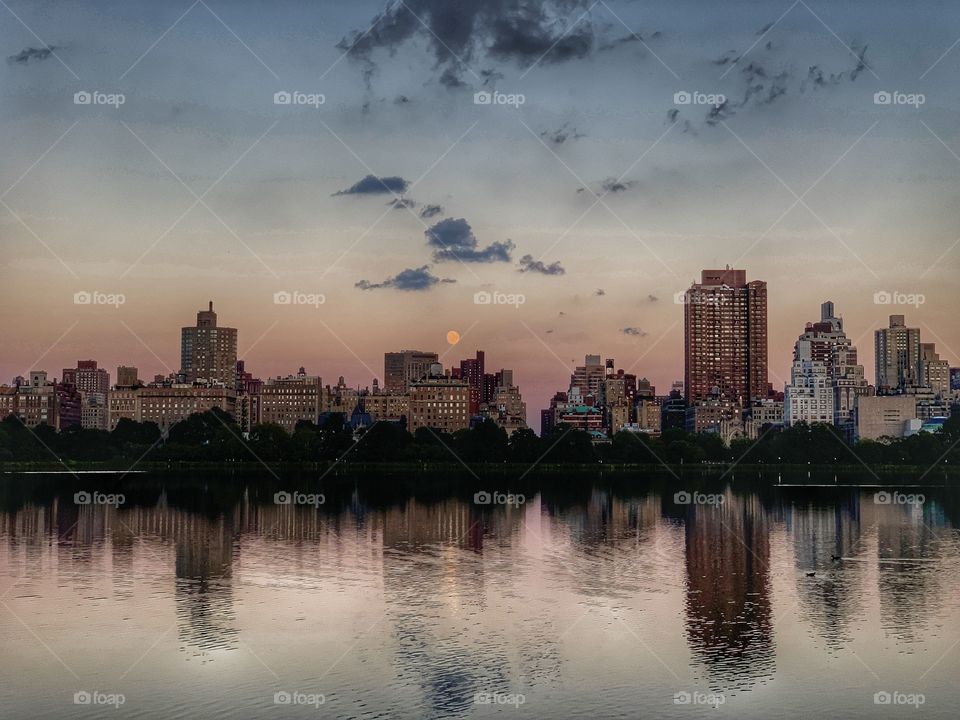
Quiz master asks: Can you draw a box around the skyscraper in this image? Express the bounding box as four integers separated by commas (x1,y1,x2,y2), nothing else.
874,315,920,393
784,301,869,429
683,267,768,405
180,301,238,386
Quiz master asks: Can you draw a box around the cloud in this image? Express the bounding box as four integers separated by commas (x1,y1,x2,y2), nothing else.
419,204,444,219
600,177,637,193
337,0,611,88
333,174,410,196
388,197,417,209
356,265,455,291
540,123,585,145
425,217,514,263
621,327,648,337
647,294,659,302
594,289,606,296
7,46,58,64
518,254,565,275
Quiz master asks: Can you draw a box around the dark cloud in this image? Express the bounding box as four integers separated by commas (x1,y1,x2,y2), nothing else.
425,217,514,263
388,197,417,209
419,204,444,219
621,327,648,337
688,35,871,131
334,174,410,196
338,0,613,88
540,123,585,145
356,265,454,291
600,177,636,193
518,254,565,275
7,46,59,64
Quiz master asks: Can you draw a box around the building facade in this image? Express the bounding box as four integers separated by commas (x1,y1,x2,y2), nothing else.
683,267,768,406
180,302,238,386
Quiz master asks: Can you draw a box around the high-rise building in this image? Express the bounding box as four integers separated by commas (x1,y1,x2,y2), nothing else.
459,350,485,415
683,267,768,406
62,360,110,395
180,301,238,386
784,302,869,429
570,354,606,403
384,350,439,393
874,315,920,393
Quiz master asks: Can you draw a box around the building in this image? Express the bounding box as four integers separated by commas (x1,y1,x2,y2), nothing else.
683,267,768,406
384,350,438,393
408,370,470,433
258,368,323,433
570,355,606,404
459,350,485,415
362,391,410,423
180,301,238,386
557,405,604,432
62,360,110,395
3,372,59,428
81,392,108,430
855,395,919,441
920,343,950,399
745,399,784,439
875,315,920,394
116,366,140,388
107,385,236,432
634,398,662,434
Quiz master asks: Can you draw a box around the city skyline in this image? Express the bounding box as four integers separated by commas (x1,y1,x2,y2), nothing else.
2,0,959,433
4,286,955,435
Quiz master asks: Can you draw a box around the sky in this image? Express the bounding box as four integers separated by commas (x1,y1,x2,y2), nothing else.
1,0,958,429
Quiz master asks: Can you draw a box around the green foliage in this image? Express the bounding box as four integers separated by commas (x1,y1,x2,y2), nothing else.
1,410,958,467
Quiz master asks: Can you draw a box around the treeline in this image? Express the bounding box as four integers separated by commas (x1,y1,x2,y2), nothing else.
1,412,958,467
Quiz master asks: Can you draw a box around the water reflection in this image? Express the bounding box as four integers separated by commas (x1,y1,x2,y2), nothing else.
0,476,959,718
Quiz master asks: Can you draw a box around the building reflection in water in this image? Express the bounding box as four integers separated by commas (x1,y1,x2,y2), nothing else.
373,498,535,717
787,491,866,650
683,489,775,691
